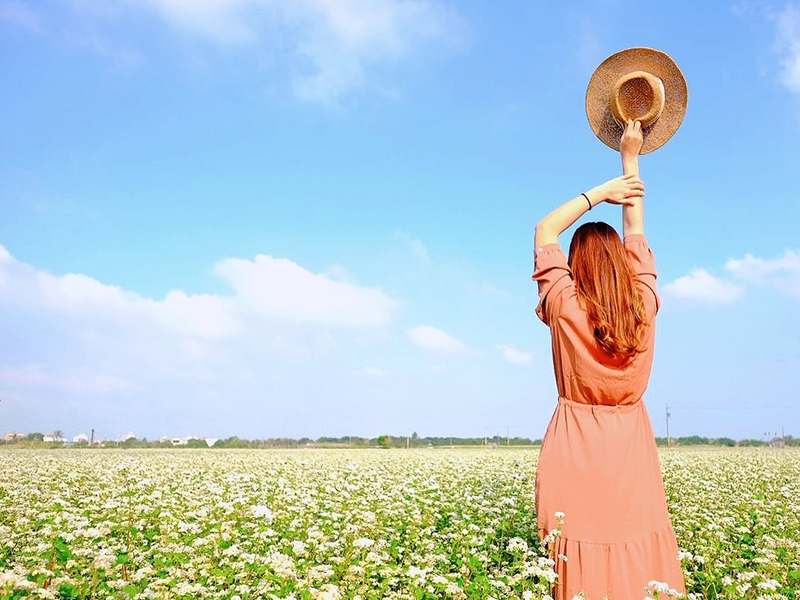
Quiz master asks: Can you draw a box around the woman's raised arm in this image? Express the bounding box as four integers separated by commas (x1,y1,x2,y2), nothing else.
621,119,645,238
534,174,645,249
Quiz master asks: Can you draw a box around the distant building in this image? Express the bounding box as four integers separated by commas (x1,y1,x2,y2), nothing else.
43,434,66,443
73,433,89,443
158,435,214,446
2,431,26,442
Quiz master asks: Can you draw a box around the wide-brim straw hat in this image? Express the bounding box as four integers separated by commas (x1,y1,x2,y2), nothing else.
586,47,688,154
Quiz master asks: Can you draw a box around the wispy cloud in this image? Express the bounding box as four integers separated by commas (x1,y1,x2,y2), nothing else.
733,1,800,101
772,2,800,96
394,230,431,265
353,366,390,378
0,1,42,33
53,0,467,104
407,325,469,355
663,268,745,304
496,344,532,365
664,247,800,304
725,248,800,298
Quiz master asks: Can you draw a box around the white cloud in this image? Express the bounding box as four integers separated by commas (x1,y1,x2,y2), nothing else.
0,253,239,341
496,344,532,365
214,254,400,327
0,364,131,395
407,325,469,355
0,1,42,32
0,243,404,435
725,249,800,298
93,0,466,103
394,231,431,264
772,2,800,95
663,268,745,304
139,0,262,45
353,366,389,378
736,1,800,99
0,244,399,348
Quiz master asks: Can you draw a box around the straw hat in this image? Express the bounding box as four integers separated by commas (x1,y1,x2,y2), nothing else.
586,47,688,154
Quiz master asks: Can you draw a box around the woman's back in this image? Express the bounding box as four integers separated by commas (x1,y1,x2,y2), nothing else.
532,232,661,406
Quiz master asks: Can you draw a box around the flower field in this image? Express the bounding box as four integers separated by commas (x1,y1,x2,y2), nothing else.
0,448,798,599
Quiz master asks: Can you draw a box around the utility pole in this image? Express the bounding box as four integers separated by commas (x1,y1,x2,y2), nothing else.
90,428,95,446
665,403,671,449
506,425,510,447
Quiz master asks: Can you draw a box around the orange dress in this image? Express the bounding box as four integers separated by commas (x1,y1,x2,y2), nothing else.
531,233,686,600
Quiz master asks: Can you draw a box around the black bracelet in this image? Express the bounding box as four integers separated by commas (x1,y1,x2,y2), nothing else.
581,192,592,210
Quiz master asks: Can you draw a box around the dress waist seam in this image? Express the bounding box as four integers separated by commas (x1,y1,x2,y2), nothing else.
557,394,643,410
538,520,674,545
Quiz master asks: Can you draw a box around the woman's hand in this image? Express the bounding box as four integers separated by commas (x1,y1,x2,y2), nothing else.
590,173,645,207
620,118,644,158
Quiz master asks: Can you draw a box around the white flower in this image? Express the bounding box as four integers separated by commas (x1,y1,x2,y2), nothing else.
507,537,528,553
251,505,273,521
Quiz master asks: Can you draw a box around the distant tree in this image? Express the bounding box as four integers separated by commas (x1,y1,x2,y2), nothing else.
715,437,736,447
28,432,44,441
376,435,391,449
53,429,64,440
217,436,247,448
186,439,207,448
412,431,418,439
738,439,766,447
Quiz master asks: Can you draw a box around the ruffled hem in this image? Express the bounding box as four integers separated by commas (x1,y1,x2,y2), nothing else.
537,521,686,600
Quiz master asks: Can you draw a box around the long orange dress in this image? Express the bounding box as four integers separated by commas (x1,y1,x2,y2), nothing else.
531,233,686,600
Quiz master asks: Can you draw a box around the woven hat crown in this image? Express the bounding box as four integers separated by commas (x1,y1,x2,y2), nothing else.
586,47,688,154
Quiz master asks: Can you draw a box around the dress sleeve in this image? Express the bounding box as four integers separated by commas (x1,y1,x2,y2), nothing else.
532,242,573,326
623,233,662,314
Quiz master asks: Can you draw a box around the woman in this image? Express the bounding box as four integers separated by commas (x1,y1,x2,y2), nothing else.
532,119,686,599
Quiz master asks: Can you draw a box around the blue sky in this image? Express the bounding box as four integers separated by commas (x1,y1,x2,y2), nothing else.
1,0,798,442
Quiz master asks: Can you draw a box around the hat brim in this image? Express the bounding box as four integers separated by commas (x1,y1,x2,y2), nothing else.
586,47,688,154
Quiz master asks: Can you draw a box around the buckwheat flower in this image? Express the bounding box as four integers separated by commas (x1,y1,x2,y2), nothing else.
291,540,307,556
507,537,527,552
315,583,342,600
757,579,780,591
353,537,374,548
648,581,670,593
251,505,273,521
558,553,568,562
445,581,463,595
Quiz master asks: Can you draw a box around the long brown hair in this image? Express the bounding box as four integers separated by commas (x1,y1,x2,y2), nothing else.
567,222,650,363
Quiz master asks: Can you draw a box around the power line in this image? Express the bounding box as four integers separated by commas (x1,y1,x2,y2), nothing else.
665,404,796,411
